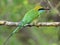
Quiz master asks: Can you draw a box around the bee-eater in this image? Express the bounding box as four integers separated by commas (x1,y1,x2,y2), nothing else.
3,5,49,45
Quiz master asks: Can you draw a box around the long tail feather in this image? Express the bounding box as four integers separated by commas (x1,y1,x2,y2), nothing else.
3,32,13,45
3,26,22,45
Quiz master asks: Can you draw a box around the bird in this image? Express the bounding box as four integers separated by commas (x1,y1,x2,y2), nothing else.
3,5,49,45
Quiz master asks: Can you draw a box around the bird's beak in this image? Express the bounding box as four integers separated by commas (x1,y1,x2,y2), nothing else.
44,8,50,10
43,8,50,10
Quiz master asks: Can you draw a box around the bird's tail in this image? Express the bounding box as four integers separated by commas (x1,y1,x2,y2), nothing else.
3,22,24,45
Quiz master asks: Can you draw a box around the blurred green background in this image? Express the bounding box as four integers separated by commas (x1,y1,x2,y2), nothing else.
0,0,60,45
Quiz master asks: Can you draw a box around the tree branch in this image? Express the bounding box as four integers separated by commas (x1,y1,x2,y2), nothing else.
47,0,60,16
0,20,60,27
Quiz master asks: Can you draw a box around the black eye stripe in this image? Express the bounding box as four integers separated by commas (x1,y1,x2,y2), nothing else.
38,8,50,11
38,8,44,10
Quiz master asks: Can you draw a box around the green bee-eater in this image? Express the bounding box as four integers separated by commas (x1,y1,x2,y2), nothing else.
4,5,49,45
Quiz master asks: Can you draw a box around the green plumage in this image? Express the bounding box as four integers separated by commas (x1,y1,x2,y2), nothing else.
22,9,39,23
3,8,40,45
13,9,39,34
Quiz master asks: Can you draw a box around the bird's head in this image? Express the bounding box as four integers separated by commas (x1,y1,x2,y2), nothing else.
34,5,49,13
